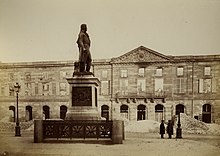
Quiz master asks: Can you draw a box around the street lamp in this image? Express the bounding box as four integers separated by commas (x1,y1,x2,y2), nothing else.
176,111,182,138
14,82,21,136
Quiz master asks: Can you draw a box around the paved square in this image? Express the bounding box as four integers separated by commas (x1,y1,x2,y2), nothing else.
1,131,220,156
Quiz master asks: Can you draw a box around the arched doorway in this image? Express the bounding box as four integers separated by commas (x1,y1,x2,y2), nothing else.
43,105,50,119
137,104,146,120
202,104,211,123
120,104,129,119
101,105,109,121
25,106,33,121
176,104,185,115
155,104,165,122
9,106,15,122
60,105,67,120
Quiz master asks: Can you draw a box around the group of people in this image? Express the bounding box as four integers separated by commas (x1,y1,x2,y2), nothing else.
160,120,174,139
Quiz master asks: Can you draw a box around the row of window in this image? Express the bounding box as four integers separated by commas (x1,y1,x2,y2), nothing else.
101,104,212,123
2,82,68,96
9,104,164,121
100,77,215,95
6,66,212,83
1,76,215,97
7,71,71,82
9,105,67,121
117,66,211,78
9,104,211,123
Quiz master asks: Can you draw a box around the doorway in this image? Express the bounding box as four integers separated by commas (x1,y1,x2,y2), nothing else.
137,104,146,120
60,105,67,120
43,105,50,119
202,104,211,123
101,105,109,121
155,104,164,122
25,106,33,121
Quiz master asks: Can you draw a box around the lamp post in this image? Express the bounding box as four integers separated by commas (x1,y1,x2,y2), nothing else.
14,82,21,137
176,111,182,138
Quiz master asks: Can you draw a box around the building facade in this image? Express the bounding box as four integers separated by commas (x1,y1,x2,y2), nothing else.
0,46,220,123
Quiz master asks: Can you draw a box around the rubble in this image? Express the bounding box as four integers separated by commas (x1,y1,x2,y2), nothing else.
124,113,220,135
177,113,220,135
125,120,162,133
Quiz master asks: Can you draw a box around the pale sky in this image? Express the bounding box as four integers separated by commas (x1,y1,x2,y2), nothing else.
0,0,220,63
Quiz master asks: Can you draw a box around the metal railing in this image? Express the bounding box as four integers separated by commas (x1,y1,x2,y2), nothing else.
43,120,112,140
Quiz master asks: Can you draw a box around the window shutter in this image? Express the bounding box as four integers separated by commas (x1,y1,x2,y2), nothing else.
212,78,216,93
199,79,204,93
31,83,35,95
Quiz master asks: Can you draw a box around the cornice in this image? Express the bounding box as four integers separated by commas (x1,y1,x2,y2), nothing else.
0,96,68,102
0,61,74,69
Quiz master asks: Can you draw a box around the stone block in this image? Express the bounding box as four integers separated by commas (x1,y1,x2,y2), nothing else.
34,120,43,143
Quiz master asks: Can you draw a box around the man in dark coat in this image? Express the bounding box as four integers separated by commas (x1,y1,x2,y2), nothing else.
160,120,165,138
76,24,92,72
167,120,174,139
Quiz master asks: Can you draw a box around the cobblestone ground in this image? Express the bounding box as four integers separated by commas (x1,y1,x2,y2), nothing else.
0,131,220,156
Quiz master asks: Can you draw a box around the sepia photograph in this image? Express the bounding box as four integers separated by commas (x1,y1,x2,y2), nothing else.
0,0,220,155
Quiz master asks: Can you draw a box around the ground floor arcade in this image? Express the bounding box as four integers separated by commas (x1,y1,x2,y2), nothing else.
1,99,218,124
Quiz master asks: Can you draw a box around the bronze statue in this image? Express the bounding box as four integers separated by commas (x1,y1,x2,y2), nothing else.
76,24,92,72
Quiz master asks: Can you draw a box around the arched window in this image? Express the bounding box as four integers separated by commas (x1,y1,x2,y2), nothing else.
137,104,146,120
176,104,185,115
25,106,33,121
155,104,165,122
9,106,15,122
101,105,109,121
60,105,67,120
155,104,164,112
120,105,129,119
43,105,50,119
202,104,212,123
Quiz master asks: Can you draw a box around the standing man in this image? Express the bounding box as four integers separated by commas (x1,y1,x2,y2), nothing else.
167,120,174,139
76,24,92,72
160,120,165,138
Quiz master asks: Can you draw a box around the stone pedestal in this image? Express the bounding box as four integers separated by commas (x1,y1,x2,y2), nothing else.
112,120,124,144
65,72,101,120
34,120,43,143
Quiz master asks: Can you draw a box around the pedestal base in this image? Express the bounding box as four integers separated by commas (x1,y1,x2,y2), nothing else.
66,73,101,121
176,128,182,138
15,125,21,136
65,107,100,120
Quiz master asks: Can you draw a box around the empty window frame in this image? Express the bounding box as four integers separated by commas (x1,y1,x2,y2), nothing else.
120,70,128,78
204,67,211,76
177,67,184,76
138,68,145,77
155,68,163,77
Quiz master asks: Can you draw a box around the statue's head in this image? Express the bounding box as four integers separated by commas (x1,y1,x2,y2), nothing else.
80,24,87,31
